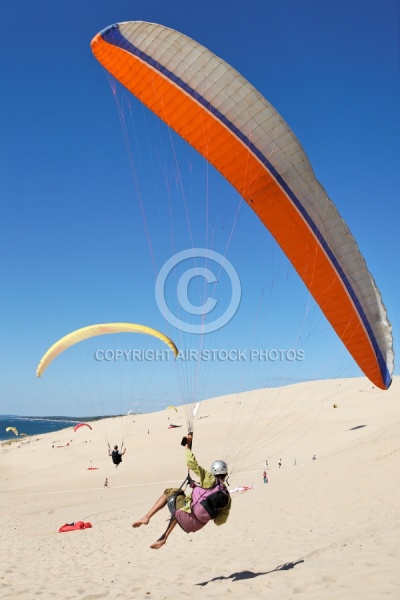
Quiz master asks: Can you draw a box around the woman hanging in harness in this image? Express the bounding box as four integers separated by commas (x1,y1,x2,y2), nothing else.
108,444,126,467
132,433,231,549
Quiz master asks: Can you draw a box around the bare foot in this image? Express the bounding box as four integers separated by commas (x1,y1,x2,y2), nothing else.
132,516,150,528
150,538,166,549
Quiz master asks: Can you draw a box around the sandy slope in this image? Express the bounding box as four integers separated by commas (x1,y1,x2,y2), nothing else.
1,377,399,599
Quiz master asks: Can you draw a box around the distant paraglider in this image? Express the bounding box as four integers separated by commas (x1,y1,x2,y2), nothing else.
36,322,179,377
5,427,18,436
36,323,180,452
73,423,92,433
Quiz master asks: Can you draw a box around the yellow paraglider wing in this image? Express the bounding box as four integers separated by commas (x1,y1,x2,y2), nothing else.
166,405,178,413
36,323,179,377
6,426,18,436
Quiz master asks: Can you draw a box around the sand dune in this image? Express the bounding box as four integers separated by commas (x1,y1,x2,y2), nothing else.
1,377,399,599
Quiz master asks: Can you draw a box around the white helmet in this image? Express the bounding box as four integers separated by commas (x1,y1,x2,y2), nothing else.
211,460,228,476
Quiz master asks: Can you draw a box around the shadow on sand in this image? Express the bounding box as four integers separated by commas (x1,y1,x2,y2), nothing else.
195,559,304,586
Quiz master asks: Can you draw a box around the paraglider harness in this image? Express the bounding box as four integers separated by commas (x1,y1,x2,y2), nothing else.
167,472,229,519
168,433,230,519
110,444,124,465
167,489,185,517
112,450,122,465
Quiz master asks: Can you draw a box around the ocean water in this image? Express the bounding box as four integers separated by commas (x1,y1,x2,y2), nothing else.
0,414,99,442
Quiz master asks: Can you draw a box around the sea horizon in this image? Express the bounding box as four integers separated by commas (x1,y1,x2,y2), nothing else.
0,414,124,441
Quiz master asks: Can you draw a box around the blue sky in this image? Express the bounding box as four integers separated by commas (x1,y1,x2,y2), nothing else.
1,0,399,417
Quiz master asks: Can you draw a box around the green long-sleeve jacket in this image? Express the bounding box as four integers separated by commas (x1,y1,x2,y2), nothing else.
181,448,231,526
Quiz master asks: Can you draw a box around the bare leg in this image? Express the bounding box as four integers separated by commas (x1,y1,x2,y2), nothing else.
150,517,178,550
132,493,168,527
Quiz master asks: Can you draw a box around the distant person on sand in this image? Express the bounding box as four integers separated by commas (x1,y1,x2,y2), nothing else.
263,470,268,484
132,433,231,549
108,444,126,467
